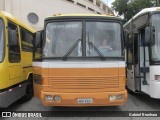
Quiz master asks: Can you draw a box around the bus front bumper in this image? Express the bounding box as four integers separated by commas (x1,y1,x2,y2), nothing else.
41,90,128,106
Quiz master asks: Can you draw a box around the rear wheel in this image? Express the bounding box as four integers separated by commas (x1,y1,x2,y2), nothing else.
23,76,34,101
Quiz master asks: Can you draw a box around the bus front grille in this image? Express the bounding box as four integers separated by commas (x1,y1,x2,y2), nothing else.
49,76,119,91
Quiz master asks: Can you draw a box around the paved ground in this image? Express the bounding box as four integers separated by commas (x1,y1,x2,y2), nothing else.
1,92,160,120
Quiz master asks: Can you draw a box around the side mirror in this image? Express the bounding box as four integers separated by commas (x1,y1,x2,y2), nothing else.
123,29,129,48
33,31,43,60
144,27,151,45
33,30,43,50
35,31,42,48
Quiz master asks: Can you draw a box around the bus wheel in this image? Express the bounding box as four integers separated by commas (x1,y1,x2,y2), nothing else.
23,76,34,101
126,86,136,95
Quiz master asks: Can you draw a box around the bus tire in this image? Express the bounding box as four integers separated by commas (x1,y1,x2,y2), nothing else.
23,76,34,101
126,86,136,95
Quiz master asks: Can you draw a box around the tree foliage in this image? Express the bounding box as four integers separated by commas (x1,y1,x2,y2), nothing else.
112,0,157,21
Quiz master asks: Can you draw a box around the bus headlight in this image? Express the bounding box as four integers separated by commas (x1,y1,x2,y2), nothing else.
45,95,53,101
155,75,160,80
53,95,61,102
117,94,124,100
109,95,116,101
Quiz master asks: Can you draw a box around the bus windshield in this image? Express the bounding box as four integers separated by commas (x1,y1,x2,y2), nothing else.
0,19,4,62
86,22,121,57
44,22,82,57
44,21,122,58
151,14,160,62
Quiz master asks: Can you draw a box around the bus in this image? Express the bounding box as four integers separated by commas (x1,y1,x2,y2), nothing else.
0,11,35,107
33,14,127,106
124,7,160,98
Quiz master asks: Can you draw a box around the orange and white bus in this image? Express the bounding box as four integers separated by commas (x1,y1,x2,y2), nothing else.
33,14,127,106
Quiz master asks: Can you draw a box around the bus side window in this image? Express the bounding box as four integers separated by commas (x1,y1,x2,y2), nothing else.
20,27,33,52
8,22,21,63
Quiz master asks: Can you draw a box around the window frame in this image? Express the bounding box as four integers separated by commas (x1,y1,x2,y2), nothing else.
43,18,124,60
20,26,34,52
8,21,21,63
44,20,83,58
0,18,5,63
150,13,160,65
85,20,123,58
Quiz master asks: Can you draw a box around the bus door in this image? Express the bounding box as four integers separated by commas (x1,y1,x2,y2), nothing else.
133,33,140,91
138,27,150,93
8,22,23,85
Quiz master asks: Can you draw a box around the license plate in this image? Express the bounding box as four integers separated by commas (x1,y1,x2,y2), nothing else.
77,98,93,104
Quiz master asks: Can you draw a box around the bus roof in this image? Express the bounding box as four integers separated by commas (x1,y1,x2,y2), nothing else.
45,14,123,21
133,7,160,19
124,7,160,27
0,11,35,33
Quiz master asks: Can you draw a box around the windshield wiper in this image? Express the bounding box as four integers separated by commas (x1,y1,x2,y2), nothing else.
62,39,81,61
88,42,105,61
